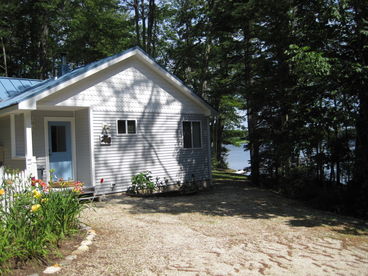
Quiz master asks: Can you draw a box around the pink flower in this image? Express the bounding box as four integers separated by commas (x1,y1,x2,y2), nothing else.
73,186,83,194
100,178,104,183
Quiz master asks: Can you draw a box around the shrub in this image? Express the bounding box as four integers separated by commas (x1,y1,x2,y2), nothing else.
129,171,157,194
0,171,84,272
278,167,320,200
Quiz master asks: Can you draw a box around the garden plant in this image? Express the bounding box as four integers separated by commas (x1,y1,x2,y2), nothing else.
0,169,84,273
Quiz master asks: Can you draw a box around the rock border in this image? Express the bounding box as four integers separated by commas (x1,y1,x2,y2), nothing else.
41,225,96,275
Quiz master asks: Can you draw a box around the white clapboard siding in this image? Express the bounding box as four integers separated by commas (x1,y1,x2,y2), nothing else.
40,58,206,115
75,109,92,186
0,116,26,170
92,111,210,194
14,114,25,156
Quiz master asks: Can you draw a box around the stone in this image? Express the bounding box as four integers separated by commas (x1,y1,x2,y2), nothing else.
72,247,88,255
77,245,89,252
71,250,81,255
87,229,96,235
65,254,77,261
86,234,95,241
81,240,93,246
43,265,61,274
27,274,39,276
82,225,92,231
59,259,72,266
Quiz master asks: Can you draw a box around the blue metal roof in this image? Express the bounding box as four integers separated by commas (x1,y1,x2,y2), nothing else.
0,77,42,102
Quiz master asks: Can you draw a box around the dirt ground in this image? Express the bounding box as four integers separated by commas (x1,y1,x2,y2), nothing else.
60,172,368,276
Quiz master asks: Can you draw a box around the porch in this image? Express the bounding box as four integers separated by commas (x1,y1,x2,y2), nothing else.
0,108,93,186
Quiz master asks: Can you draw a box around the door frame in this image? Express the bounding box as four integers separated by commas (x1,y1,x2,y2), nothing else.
44,117,76,182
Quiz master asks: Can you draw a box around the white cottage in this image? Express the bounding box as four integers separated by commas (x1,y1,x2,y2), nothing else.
0,47,216,194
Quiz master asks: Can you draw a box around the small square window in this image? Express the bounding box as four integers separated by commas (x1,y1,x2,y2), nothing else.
183,121,192,148
127,120,136,134
117,120,136,135
117,120,126,134
192,122,201,148
182,121,201,148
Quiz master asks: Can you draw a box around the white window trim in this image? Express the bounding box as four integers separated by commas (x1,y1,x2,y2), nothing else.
44,117,77,182
116,119,137,135
88,108,96,186
182,120,202,149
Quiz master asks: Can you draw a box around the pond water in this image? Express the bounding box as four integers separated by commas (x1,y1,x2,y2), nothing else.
224,144,250,170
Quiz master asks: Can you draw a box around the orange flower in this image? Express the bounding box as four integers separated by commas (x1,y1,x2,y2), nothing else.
0,189,5,196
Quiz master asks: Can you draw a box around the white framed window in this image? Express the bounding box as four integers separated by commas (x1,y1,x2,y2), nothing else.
117,120,137,134
182,121,202,148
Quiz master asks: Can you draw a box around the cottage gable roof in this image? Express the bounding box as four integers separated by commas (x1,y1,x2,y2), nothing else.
0,47,216,116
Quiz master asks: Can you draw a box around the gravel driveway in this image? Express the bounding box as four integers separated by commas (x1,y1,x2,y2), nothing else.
60,173,368,275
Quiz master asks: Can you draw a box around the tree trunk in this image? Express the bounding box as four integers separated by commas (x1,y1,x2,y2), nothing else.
141,0,146,51
212,118,224,168
39,20,49,79
243,22,260,185
350,1,368,213
1,37,7,77
336,161,341,185
353,91,368,187
133,0,141,47
147,0,155,55
248,106,260,185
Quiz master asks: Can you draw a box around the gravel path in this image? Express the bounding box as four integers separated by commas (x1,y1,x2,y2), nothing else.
60,176,368,275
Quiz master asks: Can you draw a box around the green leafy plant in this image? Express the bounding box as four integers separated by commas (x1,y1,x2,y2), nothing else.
129,171,157,194
0,169,85,272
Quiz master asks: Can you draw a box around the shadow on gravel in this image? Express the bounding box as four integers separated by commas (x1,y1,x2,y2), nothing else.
107,172,368,236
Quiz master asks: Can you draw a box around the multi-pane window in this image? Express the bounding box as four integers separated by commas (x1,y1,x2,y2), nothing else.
183,121,201,148
117,120,136,134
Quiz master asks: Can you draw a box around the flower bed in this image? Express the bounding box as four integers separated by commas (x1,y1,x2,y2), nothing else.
48,179,83,192
0,169,85,273
126,171,210,197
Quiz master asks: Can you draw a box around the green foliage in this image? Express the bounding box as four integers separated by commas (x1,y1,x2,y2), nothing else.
0,0,133,78
0,172,84,272
130,171,157,194
278,167,319,200
1,0,368,216
223,129,247,147
286,44,332,84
